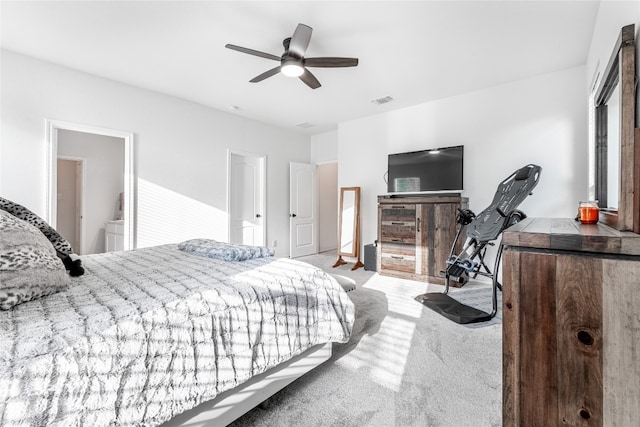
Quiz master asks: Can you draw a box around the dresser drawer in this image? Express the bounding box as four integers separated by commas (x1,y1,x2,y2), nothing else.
380,242,415,256
380,242,416,273
381,222,416,243
380,253,416,273
380,205,416,222
381,220,414,227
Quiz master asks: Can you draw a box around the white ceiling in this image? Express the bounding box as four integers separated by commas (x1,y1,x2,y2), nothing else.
1,1,600,135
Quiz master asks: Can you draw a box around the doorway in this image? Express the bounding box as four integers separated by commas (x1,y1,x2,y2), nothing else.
228,150,266,246
317,162,338,252
46,119,134,252
56,157,85,253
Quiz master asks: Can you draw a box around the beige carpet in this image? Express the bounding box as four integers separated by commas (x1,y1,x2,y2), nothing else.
230,251,502,427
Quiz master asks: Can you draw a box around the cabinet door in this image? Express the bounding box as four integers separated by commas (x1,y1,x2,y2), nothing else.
105,232,116,252
417,202,460,278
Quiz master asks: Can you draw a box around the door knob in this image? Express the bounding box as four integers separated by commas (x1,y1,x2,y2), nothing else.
256,214,262,218
290,213,297,217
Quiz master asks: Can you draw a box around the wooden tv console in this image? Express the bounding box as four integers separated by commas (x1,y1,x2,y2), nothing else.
376,195,467,285
502,218,640,426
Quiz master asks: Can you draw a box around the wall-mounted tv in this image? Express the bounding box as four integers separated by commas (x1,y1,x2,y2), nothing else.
387,145,463,194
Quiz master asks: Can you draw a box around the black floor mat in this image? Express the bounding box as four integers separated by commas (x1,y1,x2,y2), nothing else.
415,292,493,324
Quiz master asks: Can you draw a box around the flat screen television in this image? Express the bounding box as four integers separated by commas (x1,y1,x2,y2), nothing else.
387,145,463,194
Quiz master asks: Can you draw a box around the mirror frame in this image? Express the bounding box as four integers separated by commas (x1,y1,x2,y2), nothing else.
337,186,361,257
593,24,637,232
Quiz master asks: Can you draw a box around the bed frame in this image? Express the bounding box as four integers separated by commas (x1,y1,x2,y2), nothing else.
161,342,332,426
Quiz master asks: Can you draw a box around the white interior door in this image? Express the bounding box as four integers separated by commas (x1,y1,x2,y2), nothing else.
229,152,265,246
290,162,318,258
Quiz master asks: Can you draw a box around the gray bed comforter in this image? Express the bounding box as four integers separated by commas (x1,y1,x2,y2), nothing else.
0,245,354,426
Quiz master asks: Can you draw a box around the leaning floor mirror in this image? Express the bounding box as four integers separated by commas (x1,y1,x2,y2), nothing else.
334,186,364,270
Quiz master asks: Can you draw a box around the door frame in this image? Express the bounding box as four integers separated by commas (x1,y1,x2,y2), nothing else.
56,155,86,254
45,119,135,250
227,149,267,245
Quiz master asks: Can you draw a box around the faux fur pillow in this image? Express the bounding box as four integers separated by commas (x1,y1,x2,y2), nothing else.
0,196,74,256
0,210,69,310
178,239,275,261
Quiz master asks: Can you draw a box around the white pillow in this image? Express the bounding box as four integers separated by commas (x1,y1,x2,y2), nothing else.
0,210,69,310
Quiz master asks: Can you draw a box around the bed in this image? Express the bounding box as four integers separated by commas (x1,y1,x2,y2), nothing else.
0,243,355,426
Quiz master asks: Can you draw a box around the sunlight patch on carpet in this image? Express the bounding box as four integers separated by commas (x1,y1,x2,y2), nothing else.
363,275,427,319
342,314,415,392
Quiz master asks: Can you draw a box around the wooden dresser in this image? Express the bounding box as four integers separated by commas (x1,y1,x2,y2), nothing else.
377,195,466,284
501,218,640,426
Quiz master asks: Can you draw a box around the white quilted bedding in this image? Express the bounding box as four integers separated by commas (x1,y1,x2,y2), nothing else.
0,245,354,426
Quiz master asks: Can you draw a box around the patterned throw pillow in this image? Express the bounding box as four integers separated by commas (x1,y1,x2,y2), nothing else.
0,197,74,256
178,239,275,262
0,210,69,310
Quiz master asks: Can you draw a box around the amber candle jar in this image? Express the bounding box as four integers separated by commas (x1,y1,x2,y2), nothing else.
579,201,599,224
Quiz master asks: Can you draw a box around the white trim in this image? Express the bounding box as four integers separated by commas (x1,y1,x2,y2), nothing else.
46,119,135,250
227,149,267,245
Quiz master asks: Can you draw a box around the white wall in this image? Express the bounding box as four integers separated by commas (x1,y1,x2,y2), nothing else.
58,129,125,254
0,50,310,257
310,130,338,164
339,66,588,260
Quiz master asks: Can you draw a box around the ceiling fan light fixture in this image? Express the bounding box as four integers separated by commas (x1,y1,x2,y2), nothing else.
281,59,304,77
226,23,358,88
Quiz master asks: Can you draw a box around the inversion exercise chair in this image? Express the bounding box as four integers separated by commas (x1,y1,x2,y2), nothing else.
416,164,542,324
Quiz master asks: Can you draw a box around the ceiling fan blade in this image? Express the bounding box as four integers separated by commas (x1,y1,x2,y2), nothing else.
304,57,359,68
225,44,281,61
289,24,312,58
250,66,281,83
299,68,321,89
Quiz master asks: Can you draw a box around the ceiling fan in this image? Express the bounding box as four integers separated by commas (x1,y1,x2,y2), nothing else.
225,23,358,89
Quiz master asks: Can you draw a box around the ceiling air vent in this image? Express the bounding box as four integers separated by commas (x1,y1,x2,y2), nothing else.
371,95,394,105
296,122,315,129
